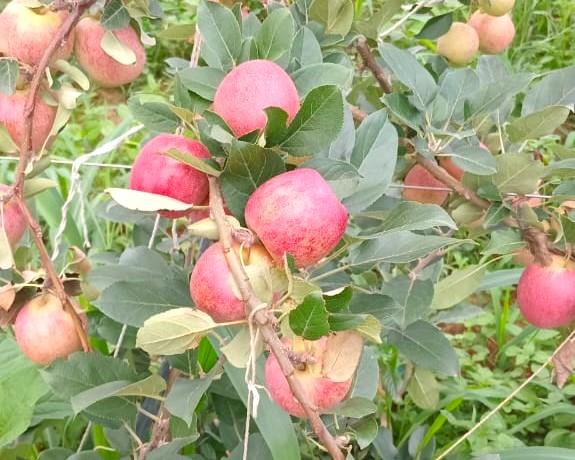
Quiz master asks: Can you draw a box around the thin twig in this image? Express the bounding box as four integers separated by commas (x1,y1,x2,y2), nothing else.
208,178,345,460
355,37,392,94
378,0,442,39
436,329,575,460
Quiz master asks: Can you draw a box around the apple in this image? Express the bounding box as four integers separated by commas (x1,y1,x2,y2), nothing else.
403,164,449,205
190,242,273,322
479,0,515,16
129,134,211,219
213,59,300,137
439,157,464,181
437,22,479,66
14,293,83,365
0,89,56,152
74,17,146,88
517,256,575,328
265,336,353,418
469,12,516,54
0,184,26,247
245,168,348,268
0,0,74,66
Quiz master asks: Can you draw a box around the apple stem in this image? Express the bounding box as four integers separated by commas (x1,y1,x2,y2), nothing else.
208,177,346,460
5,0,97,353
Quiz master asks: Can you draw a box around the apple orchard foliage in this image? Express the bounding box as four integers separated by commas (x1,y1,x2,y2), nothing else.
0,0,574,459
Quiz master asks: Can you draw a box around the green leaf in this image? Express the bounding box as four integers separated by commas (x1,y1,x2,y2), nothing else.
407,367,439,410
387,320,459,376
309,0,354,36
477,447,575,460
467,73,533,118
229,433,273,460
508,106,571,142
101,30,137,65
384,276,433,329
255,7,294,64
289,293,330,340
157,24,196,40
449,146,497,176
483,229,523,256
324,286,353,313
95,272,192,327
417,13,453,40
435,68,479,125
351,232,463,266
325,397,377,418
128,95,180,132
492,153,545,194
197,0,242,70
291,63,353,98
378,43,437,109
165,376,214,425
432,264,486,310
0,58,19,96
42,353,140,428
220,141,285,218
264,107,289,146
164,148,222,176
279,85,343,156
136,308,219,355
177,67,226,101
522,65,575,115
352,202,456,239
289,26,322,70
101,0,131,30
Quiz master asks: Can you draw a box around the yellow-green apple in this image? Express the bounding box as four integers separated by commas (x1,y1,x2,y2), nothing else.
14,293,83,365
479,0,515,16
469,12,516,54
402,165,449,205
245,168,348,268
265,336,353,418
190,242,273,322
0,89,56,152
0,184,26,247
74,17,146,88
213,59,300,137
0,0,74,65
437,22,479,66
517,256,575,328
129,134,211,218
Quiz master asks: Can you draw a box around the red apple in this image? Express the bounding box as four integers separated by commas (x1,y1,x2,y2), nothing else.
479,0,515,16
437,22,479,66
265,336,353,418
129,134,211,219
517,256,575,328
213,59,300,137
0,89,56,152
190,242,273,322
0,184,26,247
74,17,146,88
0,0,74,66
402,165,449,205
245,168,348,268
469,12,516,54
14,293,83,365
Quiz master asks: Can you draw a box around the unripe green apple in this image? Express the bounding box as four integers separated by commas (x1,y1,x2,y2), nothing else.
469,12,516,54
190,242,273,322
0,0,74,66
402,165,449,205
0,89,56,152
479,0,515,16
265,336,353,418
129,134,211,219
14,293,83,365
0,184,26,248
437,22,479,66
74,17,146,88
517,256,575,329
213,59,300,137
245,168,348,268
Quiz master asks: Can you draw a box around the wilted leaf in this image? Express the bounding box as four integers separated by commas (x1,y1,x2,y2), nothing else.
221,327,263,369
553,336,575,389
322,331,363,382
106,188,196,213
0,284,16,311
101,30,137,65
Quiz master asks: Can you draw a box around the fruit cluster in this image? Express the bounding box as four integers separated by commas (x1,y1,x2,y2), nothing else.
437,0,516,66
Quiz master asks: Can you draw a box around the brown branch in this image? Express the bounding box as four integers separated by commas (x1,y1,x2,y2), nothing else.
355,37,392,94
415,154,490,209
6,0,95,352
208,178,345,460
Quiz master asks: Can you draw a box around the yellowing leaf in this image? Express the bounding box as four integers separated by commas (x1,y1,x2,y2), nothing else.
221,327,263,369
322,331,363,382
101,30,137,65
106,187,196,213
